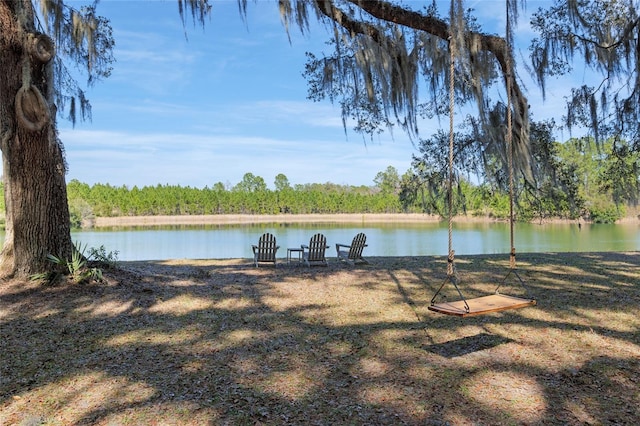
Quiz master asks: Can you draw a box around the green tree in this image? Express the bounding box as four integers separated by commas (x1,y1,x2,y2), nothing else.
212,182,227,192
233,173,267,193
398,169,426,213
543,135,639,222
520,121,585,221
274,173,291,191
374,166,400,195
554,136,608,220
597,141,640,208
67,179,94,228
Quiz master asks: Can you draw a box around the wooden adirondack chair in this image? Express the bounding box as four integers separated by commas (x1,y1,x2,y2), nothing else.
336,232,368,264
301,233,329,267
252,233,279,267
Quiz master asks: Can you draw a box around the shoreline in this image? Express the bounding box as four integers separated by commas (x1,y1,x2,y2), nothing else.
91,213,638,228
92,213,443,227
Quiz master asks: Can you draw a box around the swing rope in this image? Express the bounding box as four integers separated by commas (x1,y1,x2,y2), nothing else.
447,29,456,279
429,7,470,313
495,1,533,298
429,1,536,316
506,0,516,272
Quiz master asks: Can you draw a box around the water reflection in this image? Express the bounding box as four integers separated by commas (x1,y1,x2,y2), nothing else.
41,221,640,261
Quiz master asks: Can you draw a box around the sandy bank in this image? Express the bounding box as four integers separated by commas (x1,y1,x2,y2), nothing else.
92,212,639,228
93,213,446,227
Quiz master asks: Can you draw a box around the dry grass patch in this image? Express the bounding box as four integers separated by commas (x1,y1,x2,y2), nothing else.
1,252,639,425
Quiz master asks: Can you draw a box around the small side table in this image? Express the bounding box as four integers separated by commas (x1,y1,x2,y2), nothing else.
287,247,304,265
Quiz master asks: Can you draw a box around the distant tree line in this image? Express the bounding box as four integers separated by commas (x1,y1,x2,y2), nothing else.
63,173,405,228
0,131,634,230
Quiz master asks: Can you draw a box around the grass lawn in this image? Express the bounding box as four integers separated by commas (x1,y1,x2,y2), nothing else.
1,252,639,425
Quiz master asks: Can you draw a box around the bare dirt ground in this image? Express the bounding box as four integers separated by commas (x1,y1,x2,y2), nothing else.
1,252,639,425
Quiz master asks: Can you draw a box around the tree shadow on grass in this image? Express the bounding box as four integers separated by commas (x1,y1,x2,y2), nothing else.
423,333,514,358
0,252,638,425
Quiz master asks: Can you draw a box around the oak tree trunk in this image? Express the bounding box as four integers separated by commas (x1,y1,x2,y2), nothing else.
0,0,73,279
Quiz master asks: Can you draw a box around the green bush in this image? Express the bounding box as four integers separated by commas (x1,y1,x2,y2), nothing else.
588,202,624,223
30,243,118,286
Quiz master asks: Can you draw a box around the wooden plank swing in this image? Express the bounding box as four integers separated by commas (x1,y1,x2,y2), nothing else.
428,14,536,317
429,294,536,317
428,249,536,317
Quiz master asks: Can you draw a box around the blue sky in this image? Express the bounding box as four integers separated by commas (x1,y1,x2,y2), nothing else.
56,0,575,189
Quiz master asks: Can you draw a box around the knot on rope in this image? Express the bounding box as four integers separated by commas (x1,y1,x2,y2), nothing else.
447,250,455,276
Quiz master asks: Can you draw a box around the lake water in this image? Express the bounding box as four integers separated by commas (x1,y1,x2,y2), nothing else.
49,221,640,261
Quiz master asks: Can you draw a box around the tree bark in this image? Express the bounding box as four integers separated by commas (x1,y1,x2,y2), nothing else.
0,0,73,279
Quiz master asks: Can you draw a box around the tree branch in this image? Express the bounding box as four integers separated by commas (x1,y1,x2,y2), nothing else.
314,0,532,181
315,0,525,122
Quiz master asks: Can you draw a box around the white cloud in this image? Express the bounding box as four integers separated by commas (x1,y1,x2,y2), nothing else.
60,128,414,189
